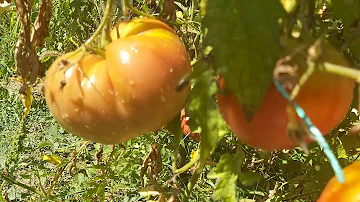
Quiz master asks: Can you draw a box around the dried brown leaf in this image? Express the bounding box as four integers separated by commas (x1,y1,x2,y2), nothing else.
31,0,52,48
14,0,51,94
0,0,12,4
273,45,308,91
140,144,163,188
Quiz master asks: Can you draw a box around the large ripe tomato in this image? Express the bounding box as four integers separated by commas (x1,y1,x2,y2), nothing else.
44,18,191,144
217,43,354,150
317,161,360,202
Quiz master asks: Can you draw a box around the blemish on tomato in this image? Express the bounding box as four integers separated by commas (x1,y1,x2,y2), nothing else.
49,92,55,103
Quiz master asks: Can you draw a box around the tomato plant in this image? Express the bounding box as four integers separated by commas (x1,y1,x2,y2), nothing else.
217,43,355,150
43,18,191,144
5,0,360,201
318,161,360,202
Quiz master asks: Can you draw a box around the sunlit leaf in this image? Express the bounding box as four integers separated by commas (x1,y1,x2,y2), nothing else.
42,155,61,165
20,86,33,120
200,0,207,16
338,134,360,160
207,148,245,202
202,0,286,120
335,140,348,159
187,69,229,166
190,149,197,161
138,185,161,197
280,0,299,13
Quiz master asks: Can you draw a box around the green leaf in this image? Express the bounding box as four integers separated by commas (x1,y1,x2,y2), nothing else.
238,172,262,186
332,0,360,58
19,174,31,179
338,134,360,159
48,124,58,137
187,69,228,166
332,0,360,26
207,147,245,202
97,182,106,202
335,140,348,159
202,0,285,120
74,173,85,184
37,141,54,150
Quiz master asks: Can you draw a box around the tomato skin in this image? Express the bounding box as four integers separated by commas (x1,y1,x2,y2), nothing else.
44,18,191,144
217,45,354,150
318,161,360,202
110,18,176,40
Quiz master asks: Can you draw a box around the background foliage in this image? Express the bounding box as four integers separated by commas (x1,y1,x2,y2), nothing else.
1,0,360,201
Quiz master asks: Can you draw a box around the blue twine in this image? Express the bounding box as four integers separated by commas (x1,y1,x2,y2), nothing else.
181,131,192,142
273,79,345,183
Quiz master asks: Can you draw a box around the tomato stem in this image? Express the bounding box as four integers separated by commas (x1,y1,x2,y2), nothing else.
83,0,114,48
189,0,197,22
0,173,58,201
101,0,114,48
123,0,154,18
46,141,90,197
290,60,315,100
35,169,47,196
83,45,106,59
318,61,360,82
184,166,203,202
306,37,360,82
174,153,200,174
171,132,182,173
60,0,113,60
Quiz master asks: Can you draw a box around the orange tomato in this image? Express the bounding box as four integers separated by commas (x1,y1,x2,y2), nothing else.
217,43,354,150
44,18,191,144
180,110,200,142
318,161,360,202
